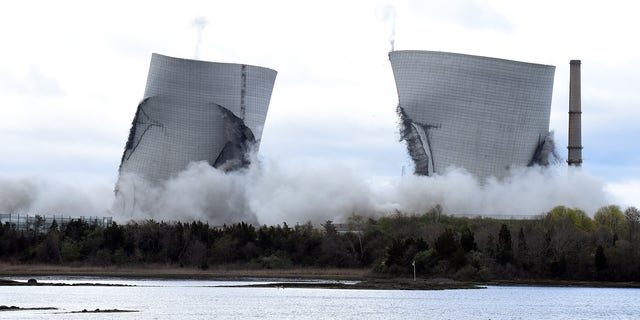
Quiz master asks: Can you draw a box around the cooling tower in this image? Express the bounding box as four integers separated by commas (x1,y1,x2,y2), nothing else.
390,50,555,179
118,53,277,184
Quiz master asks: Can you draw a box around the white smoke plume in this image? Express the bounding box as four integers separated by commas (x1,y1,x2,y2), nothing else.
0,175,113,217
114,163,255,224
192,17,208,60
112,160,613,225
376,4,397,51
0,177,38,213
1,161,615,225
248,160,381,225
392,166,608,217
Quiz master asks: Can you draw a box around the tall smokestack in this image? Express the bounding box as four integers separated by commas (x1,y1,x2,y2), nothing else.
568,60,582,166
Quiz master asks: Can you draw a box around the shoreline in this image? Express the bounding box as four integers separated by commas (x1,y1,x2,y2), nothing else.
1,264,639,289
0,263,368,280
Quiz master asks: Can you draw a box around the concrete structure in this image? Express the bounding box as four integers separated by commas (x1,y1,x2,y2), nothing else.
118,53,277,184
568,60,582,166
389,50,556,179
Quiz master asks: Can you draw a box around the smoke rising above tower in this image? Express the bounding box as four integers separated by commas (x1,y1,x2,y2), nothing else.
376,5,397,52
192,17,208,59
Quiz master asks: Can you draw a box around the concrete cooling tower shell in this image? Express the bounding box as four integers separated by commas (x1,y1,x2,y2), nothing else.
119,53,277,183
390,50,555,179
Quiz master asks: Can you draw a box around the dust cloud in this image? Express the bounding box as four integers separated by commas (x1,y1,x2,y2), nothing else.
113,160,609,225
1,161,612,225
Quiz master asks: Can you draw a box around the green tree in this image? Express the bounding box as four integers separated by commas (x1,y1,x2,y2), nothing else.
323,220,337,235
434,229,458,259
49,219,59,232
624,207,640,241
516,227,530,269
485,233,496,258
383,237,428,274
383,238,407,272
594,245,606,277
496,224,513,265
594,205,627,237
103,222,124,253
413,248,438,274
460,228,478,252
545,206,594,231
37,229,61,263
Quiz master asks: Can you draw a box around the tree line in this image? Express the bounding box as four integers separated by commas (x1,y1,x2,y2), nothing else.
1,204,639,282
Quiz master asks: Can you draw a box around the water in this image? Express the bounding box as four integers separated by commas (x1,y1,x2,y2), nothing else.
1,277,639,319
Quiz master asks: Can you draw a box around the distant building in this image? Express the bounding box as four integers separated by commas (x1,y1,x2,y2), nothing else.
117,53,277,184
389,50,556,179
0,214,112,232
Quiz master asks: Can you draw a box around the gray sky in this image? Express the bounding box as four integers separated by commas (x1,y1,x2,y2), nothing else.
1,0,638,209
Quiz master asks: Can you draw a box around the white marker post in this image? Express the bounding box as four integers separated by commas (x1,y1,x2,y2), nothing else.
412,260,416,281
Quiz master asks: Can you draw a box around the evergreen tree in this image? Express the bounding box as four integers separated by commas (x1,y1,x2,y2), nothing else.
460,228,478,252
434,228,458,259
496,224,513,265
516,227,529,269
595,245,607,276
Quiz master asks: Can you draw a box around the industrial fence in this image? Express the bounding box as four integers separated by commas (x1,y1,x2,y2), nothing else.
0,214,113,233
453,213,544,220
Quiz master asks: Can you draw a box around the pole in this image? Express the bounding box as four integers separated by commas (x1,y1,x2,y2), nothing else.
412,260,416,281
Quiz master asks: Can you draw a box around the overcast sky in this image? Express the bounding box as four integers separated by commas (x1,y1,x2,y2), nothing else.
1,0,638,209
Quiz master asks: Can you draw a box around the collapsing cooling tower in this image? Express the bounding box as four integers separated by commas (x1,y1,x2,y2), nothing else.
390,50,556,179
118,53,277,184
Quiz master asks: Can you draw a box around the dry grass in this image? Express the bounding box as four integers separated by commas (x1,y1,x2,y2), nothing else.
0,263,370,280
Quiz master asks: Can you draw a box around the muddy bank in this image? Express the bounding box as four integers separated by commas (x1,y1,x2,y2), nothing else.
230,278,483,290
0,278,131,286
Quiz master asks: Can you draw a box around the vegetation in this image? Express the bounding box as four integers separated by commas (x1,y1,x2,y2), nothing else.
0,305,57,311
1,205,640,282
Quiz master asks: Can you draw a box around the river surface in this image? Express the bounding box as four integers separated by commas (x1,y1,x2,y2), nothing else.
1,277,639,319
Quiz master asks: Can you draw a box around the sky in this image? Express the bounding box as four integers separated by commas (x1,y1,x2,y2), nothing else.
0,0,638,219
